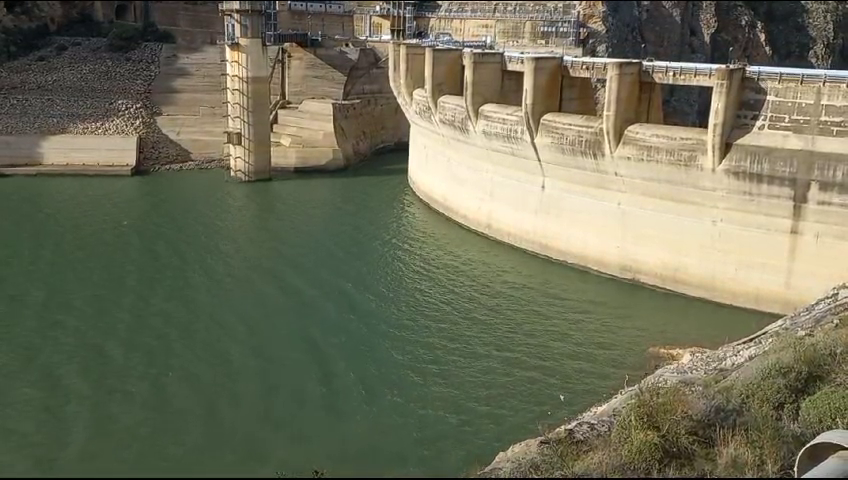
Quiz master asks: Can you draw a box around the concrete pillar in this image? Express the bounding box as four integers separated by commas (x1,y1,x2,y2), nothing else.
425,47,463,115
603,60,643,157
638,81,664,124
388,42,402,100
522,56,563,135
707,65,745,170
224,9,271,182
560,75,596,116
463,50,504,127
399,44,425,106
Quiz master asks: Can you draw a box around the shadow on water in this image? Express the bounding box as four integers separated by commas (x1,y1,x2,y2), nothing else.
0,150,777,478
272,150,410,182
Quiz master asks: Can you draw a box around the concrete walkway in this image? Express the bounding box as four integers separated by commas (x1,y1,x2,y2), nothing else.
151,44,225,161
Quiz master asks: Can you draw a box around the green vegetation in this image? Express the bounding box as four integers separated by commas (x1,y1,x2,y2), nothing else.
0,11,177,63
0,22,50,62
54,12,109,38
55,13,176,53
55,12,176,47
494,323,848,478
104,21,176,53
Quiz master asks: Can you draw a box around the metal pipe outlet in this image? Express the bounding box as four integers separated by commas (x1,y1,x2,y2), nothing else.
796,430,848,478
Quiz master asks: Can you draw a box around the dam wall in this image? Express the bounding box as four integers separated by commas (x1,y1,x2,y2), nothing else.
389,44,848,314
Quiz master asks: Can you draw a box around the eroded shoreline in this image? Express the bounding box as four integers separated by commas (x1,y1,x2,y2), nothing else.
478,284,848,477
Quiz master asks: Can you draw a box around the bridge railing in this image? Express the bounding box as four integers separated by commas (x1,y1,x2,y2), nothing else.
406,44,848,85
745,65,848,84
516,52,848,85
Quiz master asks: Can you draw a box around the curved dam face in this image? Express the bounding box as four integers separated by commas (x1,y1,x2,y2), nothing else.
388,44,848,315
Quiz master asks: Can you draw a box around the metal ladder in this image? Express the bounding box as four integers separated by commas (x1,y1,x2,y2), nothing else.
404,3,415,39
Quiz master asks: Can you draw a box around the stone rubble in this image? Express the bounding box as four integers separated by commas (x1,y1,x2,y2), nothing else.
0,37,224,171
479,283,848,477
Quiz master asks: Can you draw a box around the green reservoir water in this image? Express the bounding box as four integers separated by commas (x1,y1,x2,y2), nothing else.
0,153,774,477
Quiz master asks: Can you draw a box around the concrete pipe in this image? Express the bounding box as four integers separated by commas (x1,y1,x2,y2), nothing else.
796,430,848,478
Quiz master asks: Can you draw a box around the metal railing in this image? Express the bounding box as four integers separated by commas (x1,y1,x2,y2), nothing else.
642,60,719,78
413,39,492,49
218,1,265,13
494,51,848,85
414,10,576,21
352,3,576,22
746,64,848,84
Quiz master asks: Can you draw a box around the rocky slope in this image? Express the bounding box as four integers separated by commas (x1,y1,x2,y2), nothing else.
478,284,848,477
578,1,848,125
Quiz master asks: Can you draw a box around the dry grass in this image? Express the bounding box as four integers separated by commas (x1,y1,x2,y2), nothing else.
484,325,848,478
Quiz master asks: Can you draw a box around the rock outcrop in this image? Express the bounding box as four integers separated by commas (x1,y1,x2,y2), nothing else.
479,284,848,477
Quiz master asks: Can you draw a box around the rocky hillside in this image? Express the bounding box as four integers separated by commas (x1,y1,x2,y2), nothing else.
578,1,848,125
579,1,848,67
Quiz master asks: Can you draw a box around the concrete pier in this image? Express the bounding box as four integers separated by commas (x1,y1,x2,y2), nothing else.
221,1,271,182
389,43,848,314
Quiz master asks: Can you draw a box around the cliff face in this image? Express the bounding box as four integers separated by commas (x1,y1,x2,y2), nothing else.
578,1,848,125
579,1,848,67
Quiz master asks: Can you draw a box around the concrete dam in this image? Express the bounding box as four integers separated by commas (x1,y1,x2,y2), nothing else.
388,43,848,315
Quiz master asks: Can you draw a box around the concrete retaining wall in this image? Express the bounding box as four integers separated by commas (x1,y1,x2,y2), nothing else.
149,1,221,46
0,135,138,174
332,96,409,163
274,43,408,171
151,44,225,163
285,44,357,104
390,44,848,314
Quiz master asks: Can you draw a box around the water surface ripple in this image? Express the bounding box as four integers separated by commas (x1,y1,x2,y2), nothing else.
0,154,774,477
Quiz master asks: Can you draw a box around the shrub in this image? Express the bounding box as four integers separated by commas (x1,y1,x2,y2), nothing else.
733,335,843,421
55,12,107,38
141,21,176,44
610,386,702,475
148,27,176,44
0,22,50,62
799,386,848,433
106,21,176,52
106,23,144,53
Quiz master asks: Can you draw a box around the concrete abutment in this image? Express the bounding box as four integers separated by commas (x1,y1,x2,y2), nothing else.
706,65,745,170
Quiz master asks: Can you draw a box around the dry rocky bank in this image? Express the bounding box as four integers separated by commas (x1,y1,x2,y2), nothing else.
0,36,223,172
478,284,848,477
0,1,222,171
